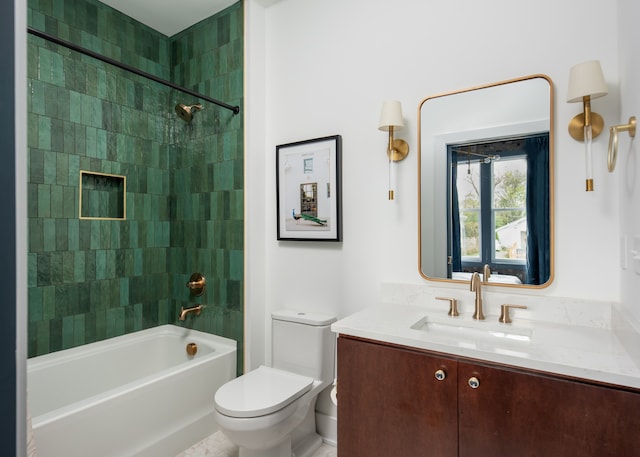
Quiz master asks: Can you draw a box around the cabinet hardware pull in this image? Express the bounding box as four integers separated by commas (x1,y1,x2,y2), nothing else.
468,376,480,389
435,369,446,381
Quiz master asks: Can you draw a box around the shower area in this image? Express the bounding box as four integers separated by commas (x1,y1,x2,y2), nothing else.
27,0,244,373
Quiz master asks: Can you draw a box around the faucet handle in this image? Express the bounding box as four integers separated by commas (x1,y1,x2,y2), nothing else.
436,297,459,317
499,304,528,324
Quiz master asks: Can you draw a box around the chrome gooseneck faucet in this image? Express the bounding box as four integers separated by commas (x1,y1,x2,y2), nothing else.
470,272,485,320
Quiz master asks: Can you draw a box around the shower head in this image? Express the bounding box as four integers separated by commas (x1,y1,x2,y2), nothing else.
175,103,203,122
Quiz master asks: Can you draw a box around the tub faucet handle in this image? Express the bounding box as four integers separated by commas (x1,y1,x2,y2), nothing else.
186,272,206,296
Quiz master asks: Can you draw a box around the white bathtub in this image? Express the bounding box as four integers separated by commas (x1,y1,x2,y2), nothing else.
27,324,237,457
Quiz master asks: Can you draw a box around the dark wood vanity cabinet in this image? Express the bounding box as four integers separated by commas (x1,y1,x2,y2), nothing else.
337,335,458,457
337,336,640,457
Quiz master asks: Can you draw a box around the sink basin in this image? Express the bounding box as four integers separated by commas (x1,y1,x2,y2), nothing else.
410,316,532,342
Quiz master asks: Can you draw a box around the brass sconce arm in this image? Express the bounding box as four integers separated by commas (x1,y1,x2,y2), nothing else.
386,126,409,162
568,95,605,141
607,116,636,172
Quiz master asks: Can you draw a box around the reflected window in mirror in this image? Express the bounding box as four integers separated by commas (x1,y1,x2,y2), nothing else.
447,134,549,285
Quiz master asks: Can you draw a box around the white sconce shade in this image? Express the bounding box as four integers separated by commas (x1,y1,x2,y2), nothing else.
567,60,608,102
378,100,405,131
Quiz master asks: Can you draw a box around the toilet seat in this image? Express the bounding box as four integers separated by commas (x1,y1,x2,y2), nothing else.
214,366,314,418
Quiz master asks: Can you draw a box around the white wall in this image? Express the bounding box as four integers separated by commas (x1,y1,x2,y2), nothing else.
246,0,624,368
617,0,640,323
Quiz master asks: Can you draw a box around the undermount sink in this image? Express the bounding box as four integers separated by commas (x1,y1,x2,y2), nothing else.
410,316,532,342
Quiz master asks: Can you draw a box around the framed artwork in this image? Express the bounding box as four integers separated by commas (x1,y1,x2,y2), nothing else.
276,135,342,241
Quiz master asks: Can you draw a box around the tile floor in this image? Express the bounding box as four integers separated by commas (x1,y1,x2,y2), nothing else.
175,431,337,457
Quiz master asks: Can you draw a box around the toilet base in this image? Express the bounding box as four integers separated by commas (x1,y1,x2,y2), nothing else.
292,432,322,457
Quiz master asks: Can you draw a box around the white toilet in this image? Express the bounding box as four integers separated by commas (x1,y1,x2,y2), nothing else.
213,310,337,457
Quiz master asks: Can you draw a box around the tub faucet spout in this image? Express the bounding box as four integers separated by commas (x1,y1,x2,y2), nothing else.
179,304,204,320
470,272,485,320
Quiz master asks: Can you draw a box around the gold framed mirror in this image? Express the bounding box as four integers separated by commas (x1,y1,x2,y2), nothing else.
418,74,554,288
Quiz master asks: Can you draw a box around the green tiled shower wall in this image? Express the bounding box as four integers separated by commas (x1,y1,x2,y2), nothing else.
27,0,244,373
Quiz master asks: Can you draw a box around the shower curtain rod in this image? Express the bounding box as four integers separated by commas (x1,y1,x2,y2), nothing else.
451,148,500,160
27,27,241,115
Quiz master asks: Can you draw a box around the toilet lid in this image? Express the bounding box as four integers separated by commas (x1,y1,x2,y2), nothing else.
214,366,314,418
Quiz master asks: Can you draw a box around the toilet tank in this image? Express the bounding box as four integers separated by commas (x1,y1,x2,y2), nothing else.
271,310,337,383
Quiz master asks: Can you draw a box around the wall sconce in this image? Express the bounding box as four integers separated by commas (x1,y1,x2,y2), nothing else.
607,116,636,172
567,60,608,191
378,100,409,200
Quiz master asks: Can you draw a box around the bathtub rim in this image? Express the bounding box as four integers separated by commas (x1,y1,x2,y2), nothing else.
28,324,237,428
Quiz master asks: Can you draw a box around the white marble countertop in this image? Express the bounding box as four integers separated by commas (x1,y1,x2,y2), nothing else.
332,303,640,389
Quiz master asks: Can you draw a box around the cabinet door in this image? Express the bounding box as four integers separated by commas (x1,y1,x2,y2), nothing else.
458,360,640,457
338,337,457,457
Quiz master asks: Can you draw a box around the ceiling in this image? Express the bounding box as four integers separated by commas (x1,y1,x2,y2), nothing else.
98,0,238,37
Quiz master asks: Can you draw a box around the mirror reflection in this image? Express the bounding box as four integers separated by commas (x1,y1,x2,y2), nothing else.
418,75,554,287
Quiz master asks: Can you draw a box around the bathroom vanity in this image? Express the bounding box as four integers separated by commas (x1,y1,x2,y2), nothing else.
333,304,640,457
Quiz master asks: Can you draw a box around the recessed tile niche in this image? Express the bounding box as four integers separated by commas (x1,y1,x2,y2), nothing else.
79,171,126,220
